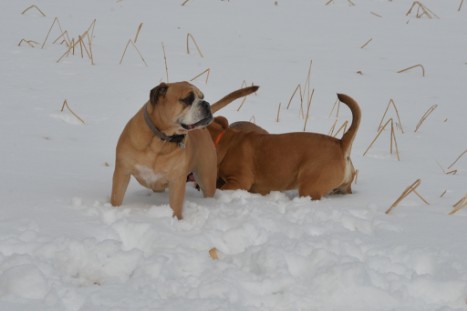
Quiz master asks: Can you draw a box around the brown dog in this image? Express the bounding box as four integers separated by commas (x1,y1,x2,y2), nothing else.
111,81,258,219
207,93,361,199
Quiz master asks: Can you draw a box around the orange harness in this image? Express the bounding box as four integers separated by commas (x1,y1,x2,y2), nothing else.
214,130,226,146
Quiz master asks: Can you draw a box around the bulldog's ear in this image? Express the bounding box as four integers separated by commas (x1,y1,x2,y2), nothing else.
215,116,229,130
149,83,168,105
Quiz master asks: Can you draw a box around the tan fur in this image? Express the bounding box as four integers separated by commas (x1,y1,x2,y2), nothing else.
111,82,258,219
207,93,361,199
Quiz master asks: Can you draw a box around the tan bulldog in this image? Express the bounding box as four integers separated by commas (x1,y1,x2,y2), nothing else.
207,93,361,199
111,81,258,219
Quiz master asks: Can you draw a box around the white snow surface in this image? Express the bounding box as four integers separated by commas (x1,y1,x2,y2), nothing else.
1,0,466,310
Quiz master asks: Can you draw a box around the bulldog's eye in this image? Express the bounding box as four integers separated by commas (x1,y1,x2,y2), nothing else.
181,92,195,106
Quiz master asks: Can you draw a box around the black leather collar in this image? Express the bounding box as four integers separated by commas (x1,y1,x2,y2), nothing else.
144,105,186,147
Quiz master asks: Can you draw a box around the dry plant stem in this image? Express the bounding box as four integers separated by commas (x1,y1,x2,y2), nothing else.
42,17,65,49
181,0,191,6
360,38,373,49
447,149,466,169
302,89,314,132
363,118,400,160
134,23,143,43
406,1,439,19
18,39,39,47
371,11,383,17
303,60,313,104
276,103,282,122
333,121,349,138
329,99,340,118
162,42,169,82
440,190,447,198
286,84,303,110
459,0,465,11
397,64,425,77
378,99,404,133
190,68,210,84
61,100,85,124
414,104,437,132
186,33,204,58
386,179,428,214
21,5,46,16
449,194,467,215
119,39,148,66
52,31,70,46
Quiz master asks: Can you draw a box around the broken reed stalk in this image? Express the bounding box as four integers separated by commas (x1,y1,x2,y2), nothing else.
448,149,467,169
236,82,255,112
190,68,210,84
61,100,85,124
449,194,467,215
414,104,437,132
386,179,429,214
276,103,282,122
363,118,400,160
119,39,148,66
436,161,458,175
378,99,404,133
332,121,349,138
186,33,204,58
370,11,383,18
329,98,340,118
459,0,465,11
397,64,426,77
302,89,315,132
181,0,191,5
303,60,313,105
162,42,169,82
18,39,39,47
42,17,66,49
21,4,46,16
360,38,373,49
134,23,143,43
286,84,303,114
406,1,439,19
52,30,70,46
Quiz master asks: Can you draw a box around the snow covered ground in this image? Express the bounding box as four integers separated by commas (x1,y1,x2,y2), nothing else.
1,0,466,310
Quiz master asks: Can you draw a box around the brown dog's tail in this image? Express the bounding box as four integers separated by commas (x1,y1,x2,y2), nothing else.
210,86,259,113
337,93,361,156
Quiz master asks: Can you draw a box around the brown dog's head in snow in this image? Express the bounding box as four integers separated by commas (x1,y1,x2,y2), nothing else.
148,81,213,135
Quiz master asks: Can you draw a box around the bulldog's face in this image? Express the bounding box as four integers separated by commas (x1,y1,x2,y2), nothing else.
149,82,213,135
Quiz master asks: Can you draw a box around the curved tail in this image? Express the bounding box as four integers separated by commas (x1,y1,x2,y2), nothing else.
337,93,361,156
211,86,259,113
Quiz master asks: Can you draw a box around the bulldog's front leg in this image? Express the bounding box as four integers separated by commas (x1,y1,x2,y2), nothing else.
169,177,187,220
111,164,131,206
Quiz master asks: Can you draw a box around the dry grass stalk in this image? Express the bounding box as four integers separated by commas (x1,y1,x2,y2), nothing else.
378,99,404,133
406,1,439,19
328,98,341,118
326,0,355,6
42,17,66,49
286,84,303,111
303,60,313,106
21,4,46,17
162,42,169,82
332,121,349,138
386,179,429,214
437,161,458,176
18,39,39,47
61,100,85,124
57,35,94,65
440,190,447,198
186,33,204,58
181,0,191,6
370,11,383,18
449,194,467,215
302,88,315,132
119,39,147,67
134,23,143,43
236,82,256,112
397,64,426,77
360,38,373,49
276,103,282,123
52,30,71,46
190,68,210,84
447,149,466,169
459,0,465,11
363,118,400,160
414,104,437,132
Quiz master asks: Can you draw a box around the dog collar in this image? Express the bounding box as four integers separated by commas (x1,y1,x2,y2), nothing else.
214,130,226,146
144,105,186,147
